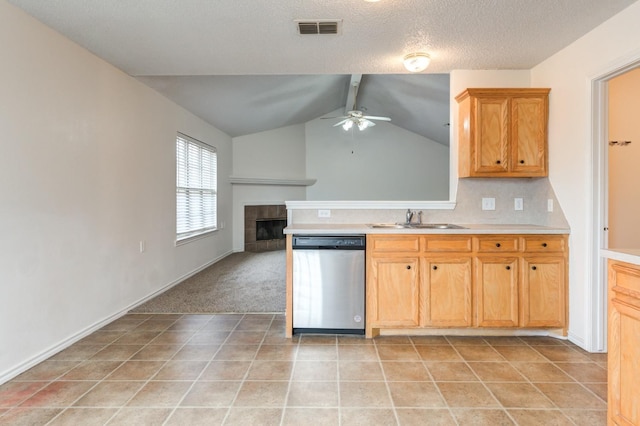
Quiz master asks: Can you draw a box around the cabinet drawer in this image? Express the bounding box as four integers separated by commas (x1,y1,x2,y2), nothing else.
610,261,640,296
422,236,472,252
368,236,420,253
521,236,566,253
476,236,519,252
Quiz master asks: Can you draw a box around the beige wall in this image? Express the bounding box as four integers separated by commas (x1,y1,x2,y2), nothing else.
0,1,233,382
531,1,640,350
608,68,640,248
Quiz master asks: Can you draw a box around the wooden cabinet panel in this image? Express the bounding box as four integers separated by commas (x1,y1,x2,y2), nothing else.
368,235,420,253
475,257,519,327
368,257,420,328
476,97,509,173
608,261,640,426
422,236,472,252
520,256,565,327
521,236,566,253
511,96,547,174
476,236,519,253
421,257,472,327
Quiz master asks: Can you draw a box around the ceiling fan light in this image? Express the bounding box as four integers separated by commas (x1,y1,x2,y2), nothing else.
357,120,370,131
403,53,430,72
342,120,353,131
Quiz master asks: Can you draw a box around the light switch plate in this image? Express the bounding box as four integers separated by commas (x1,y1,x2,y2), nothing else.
547,199,554,212
482,198,495,211
318,209,331,218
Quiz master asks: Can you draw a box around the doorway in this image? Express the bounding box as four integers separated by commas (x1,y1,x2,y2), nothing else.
591,60,640,352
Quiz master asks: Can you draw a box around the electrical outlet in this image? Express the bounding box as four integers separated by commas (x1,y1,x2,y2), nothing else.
318,209,331,218
482,197,495,211
547,199,554,212
514,198,524,211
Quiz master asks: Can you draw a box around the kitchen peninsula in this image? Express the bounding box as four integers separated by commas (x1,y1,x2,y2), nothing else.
284,221,569,339
600,248,640,425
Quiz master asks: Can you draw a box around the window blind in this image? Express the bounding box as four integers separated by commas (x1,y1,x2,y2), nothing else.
176,133,217,241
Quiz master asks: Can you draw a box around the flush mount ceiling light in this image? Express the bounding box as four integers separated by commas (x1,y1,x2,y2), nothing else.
403,53,431,72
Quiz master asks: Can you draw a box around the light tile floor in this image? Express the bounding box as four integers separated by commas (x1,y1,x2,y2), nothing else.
0,314,608,425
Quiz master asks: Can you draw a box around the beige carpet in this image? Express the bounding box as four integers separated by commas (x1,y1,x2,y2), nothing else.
131,250,285,314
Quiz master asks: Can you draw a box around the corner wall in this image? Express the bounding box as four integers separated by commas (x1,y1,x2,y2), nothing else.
0,1,233,382
531,0,640,350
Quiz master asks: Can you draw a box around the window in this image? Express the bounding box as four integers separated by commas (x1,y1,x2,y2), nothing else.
176,133,217,242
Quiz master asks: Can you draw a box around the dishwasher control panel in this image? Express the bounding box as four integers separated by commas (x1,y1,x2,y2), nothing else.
292,235,365,250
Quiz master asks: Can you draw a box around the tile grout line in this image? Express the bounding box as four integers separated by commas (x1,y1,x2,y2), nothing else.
410,337,459,426
278,328,301,426
494,339,573,424
373,338,401,425
524,342,605,424
105,313,200,426
42,313,185,426
443,336,515,424
171,313,247,426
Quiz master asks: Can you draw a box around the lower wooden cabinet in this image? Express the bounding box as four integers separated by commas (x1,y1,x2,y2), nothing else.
475,256,519,327
421,256,472,327
368,257,420,328
520,256,566,327
608,260,640,426
366,234,568,337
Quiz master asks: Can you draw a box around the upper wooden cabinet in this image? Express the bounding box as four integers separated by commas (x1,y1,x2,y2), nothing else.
456,88,550,178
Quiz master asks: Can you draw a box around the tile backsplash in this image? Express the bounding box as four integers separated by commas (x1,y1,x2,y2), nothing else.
290,178,568,229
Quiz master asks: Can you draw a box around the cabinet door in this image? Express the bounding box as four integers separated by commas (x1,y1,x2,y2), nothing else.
475,257,519,327
369,257,420,327
520,256,565,327
473,96,509,174
421,257,472,327
510,96,547,175
608,261,640,426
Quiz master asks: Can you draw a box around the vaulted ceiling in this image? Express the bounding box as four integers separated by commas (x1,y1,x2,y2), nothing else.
8,0,637,144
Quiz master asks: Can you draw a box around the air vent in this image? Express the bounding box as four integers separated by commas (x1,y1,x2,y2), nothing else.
296,20,341,35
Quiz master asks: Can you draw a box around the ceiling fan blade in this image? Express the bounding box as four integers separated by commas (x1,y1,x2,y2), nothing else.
321,116,347,120
333,119,349,127
362,115,391,121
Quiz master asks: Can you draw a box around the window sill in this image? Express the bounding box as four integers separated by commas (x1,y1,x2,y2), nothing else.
176,228,217,246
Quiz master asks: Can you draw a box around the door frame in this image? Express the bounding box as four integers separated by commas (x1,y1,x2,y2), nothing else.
589,54,640,352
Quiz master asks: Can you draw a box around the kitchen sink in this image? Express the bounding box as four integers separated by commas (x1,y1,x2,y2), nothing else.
368,223,466,229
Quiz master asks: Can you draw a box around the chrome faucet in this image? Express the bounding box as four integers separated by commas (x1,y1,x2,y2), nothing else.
405,209,414,224
417,211,423,224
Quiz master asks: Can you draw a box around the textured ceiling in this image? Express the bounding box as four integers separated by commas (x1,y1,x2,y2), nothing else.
7,0,637,142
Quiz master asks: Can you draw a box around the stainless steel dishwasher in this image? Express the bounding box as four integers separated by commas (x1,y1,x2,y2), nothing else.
292,235,365,334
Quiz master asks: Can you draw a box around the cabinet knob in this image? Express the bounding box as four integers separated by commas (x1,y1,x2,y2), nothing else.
520,160,525,164
496,160,501,164
432,265,438,270
542,243,548,248
496,243,501,248
532,266,537,270
406,265,411,270
506,265,511,270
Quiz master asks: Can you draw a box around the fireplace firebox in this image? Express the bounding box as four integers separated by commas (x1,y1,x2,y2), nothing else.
244,204,287,252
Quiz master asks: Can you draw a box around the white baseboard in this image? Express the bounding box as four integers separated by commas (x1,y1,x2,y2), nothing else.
567,330,587,350
0,250,233,385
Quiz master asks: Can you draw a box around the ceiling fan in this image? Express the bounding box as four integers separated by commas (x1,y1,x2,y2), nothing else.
323,74,391,131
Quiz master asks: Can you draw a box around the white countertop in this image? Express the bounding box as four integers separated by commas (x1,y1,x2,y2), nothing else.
601,249,640,266
284,223,570,235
